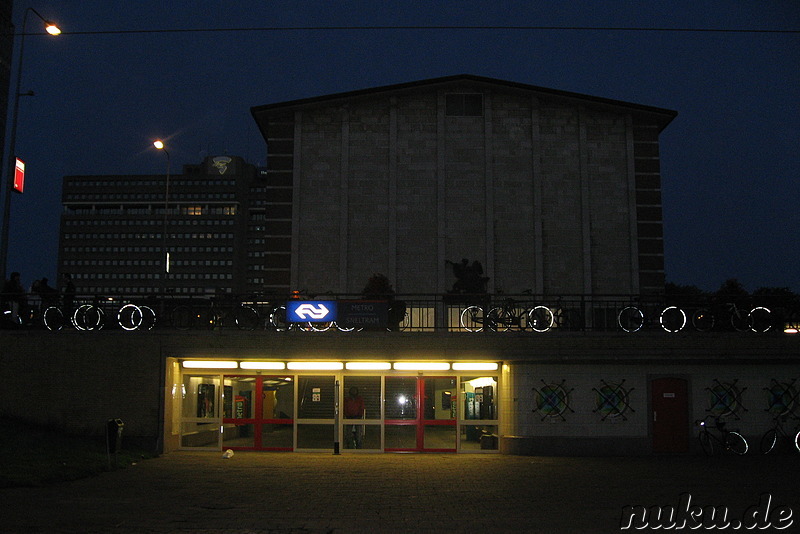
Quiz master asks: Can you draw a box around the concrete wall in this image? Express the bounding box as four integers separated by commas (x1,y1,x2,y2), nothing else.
289,83,648,296
0,331,165,451
501,361,799,455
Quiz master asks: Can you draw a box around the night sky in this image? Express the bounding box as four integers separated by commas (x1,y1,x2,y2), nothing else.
4,1,799,293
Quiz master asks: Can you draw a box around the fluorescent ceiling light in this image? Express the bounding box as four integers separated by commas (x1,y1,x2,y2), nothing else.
345,362,392,370
182,360,238,369
393,362,451,371
240,361,286,370
452,362,499,371
287,361,344,370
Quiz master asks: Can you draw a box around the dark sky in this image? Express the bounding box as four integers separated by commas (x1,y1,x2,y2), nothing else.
4,1,799,293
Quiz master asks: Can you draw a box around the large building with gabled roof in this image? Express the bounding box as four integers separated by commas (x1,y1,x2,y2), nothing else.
251,74,676,298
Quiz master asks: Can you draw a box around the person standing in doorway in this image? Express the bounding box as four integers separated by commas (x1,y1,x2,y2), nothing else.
344,386,366,448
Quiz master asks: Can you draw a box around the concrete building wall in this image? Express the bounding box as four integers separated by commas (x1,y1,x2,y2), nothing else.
287,82,648,296
0,332,165,451
501,361,798,455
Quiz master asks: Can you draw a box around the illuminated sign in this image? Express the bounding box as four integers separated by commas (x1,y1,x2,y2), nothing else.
13,158,24,193
286,301,336,322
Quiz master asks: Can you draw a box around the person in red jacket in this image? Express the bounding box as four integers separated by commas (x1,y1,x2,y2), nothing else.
344,387,365,448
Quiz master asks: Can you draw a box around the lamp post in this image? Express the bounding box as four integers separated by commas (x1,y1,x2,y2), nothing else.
0,8,61,282
153,140,171,292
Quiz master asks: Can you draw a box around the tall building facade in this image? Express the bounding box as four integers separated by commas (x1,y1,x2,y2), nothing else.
251,75,676,297
57,155,291,296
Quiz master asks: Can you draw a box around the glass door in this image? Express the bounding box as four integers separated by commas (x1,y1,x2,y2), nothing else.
296,375,336,450
222,375,294,451
385,376,456,452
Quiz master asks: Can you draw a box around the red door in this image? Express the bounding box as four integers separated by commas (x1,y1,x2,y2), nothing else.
651,377,689,453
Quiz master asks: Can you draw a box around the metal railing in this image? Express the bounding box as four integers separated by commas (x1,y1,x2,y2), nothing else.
2,291,798,334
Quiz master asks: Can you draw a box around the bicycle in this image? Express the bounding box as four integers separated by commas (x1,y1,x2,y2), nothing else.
460,297,548,332
616,304,687,333
691,302,772,333
697,416,749,455
759,416,800,454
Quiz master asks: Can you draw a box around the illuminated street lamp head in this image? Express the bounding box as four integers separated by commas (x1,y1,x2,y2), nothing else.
153,140,165,150
27,8,61,35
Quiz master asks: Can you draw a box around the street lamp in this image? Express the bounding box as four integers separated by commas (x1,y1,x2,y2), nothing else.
153,140,172,291
0,8,61,282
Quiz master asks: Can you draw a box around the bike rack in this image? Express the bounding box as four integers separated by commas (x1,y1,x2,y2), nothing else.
705,378,748,419
592,379,635,421
764,378,800,417
532,379,574,421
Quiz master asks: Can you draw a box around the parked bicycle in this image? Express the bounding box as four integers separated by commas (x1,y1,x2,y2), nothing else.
460,297,554,332
42,301,155,331
616,304,687,333
696,416,749,455
760,416,800,454
691,302,772,333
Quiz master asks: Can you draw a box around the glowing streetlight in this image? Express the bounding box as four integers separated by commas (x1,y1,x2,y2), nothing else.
0,8,61,282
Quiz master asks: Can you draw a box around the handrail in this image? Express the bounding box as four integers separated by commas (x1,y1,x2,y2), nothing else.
2,290,798,333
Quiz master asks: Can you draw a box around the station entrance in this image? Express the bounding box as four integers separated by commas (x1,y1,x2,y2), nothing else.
175,365,499,453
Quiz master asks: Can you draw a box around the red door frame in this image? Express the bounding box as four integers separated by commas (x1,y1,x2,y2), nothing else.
385,376,457,452
222,375,294,451
651,377,690,453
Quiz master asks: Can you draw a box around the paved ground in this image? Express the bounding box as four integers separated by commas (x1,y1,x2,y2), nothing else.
1,451,799,533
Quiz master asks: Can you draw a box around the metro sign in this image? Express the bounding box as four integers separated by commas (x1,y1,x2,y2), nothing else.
286,300,337,322
12,158,24,193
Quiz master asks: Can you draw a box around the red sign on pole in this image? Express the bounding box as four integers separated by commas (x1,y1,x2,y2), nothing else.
13,158,24,193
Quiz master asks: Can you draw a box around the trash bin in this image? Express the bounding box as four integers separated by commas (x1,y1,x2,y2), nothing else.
106,419,124,453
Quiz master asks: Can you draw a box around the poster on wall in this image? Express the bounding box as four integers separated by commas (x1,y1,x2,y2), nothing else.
197,384,215,418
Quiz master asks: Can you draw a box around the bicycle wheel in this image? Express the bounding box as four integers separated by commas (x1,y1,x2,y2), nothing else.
691,308,714,331
71,304,91,330
42,306,65,331
310,321,333,332
760,429,778,455
269,305,288,331
794,430,800,453
699,431,715,455
486,307,511,332
748,307,772,333
74,305,104,331
528,305,555,332
659,306,687,333
617,306,644,332
460,305,484,332
140,305,156,330
725,431,748,455
117,304,144,331
234,305,260,330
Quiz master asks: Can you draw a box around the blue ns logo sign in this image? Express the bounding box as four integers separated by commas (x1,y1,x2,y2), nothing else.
286,301,337,322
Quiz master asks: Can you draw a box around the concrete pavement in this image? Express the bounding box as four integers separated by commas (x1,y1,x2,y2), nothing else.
2,451,799,533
